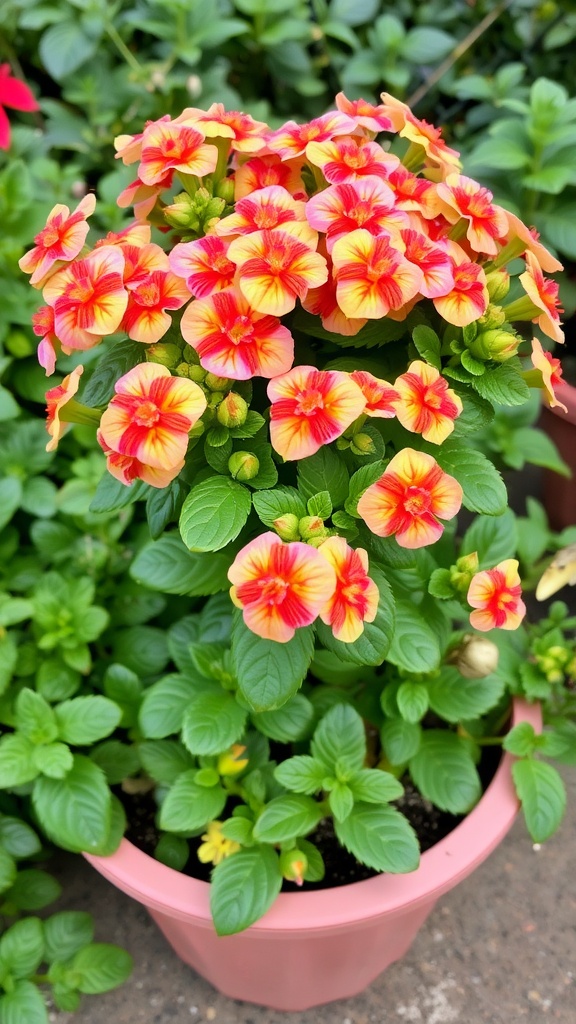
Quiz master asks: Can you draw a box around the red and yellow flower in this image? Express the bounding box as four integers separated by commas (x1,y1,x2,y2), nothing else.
305,137,399,185
529,337,567,412
45,365,84,451
233,155,306,201
180,287,294,379
350,369,399,418
503,212,563,274
169,236,236,297
331,229,423,319
180,103,268,153
117,171,174,221
318,537,379,643
228,532,337,642
379,93,461,173
138,121,217,185
121,270,191,344
98,363,206,470
335,92,395,134
400,229,453,298
266,111,358,159
19,194,96,286
394,360,463,444
306,179,408,251
357,448,463,548
42,245,128,353
98,436,185,489
467,559,526,631
432,242,489,327
268,365,366,461
32,305,59,376
436,174,508,256
519,252,564,344
227,228,328,317
301,276,367,337
215,185,307,238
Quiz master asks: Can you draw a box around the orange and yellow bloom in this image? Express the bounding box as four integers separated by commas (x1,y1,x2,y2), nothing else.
45,365,84,451
467,559,526,631
42,245,128,353
357,448,463,548
393,360,463,444
228,532,337,642
436,174,508,256
318,537,379,643
227,228,328,317
138,121,217,185
519,252,564,344
98,363,206,472
268,365,366,461
529,337,567,412
19,194,96,286
331,229,423,319
432,243,489,327
305,179,408,252
169,236,236,297
350,369,399,418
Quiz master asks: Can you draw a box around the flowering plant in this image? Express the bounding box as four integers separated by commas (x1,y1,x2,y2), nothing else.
19,93,574,936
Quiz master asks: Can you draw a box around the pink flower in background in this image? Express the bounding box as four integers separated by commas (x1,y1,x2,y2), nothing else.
0,64,39,150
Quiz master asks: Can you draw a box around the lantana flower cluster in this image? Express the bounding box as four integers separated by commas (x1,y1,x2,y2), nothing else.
22,93,565,646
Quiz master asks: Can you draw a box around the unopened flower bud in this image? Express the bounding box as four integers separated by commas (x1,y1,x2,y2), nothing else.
217,392,248,427
217,744,249,776
279,848,308,886
163,192,198,230
469,328,520,363
205,372,232,392
228,451,259,481
449,551,479,595
485,269,510,303
299,515,329,541
273,514,300,541
350,432,376,456
146,342,182,368
450,634,499,679
187,364,207,383
215,178,235,203
175,362,190,378
477,303,506,330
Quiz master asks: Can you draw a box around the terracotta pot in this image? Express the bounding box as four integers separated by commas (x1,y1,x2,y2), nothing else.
540,381,576,530
86,699,540,1011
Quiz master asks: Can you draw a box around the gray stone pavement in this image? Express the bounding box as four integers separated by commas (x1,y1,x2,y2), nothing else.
48,769,575,1024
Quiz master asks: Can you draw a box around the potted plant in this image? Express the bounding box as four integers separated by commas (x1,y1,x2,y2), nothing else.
14,92,575,1010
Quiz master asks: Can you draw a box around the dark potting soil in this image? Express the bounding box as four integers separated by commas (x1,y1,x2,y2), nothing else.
120,744,501,891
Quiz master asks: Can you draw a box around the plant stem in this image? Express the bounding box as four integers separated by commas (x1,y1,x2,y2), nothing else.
105,22,144,76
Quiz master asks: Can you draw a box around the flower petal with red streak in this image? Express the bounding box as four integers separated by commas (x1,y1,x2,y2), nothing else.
227,229,328,317
318,536,379,642
394,360,463,444
520,252,564,344
530,337,567,412
19,194,96,286
350,370,399,418
169,236,236,297
45,365,83,452
331,229,423,319
138,122,218,185
268,365,366,461
467,559,526,631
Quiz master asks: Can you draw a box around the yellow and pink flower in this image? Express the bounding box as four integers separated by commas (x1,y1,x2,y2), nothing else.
350,369,399,418
268,365,366,461
19,194,96,287
436,174,508,256
45,365,84,451
266,111,358,160
42,245,128,353
228,532,337,642
529,337,567,412
519,252,564,344
301,276,367,337
379,93,461,173
227,228,328,317
432,243,489,327
32,305,59,376
357,448,463,548
233,155,306,201
180,287,294,379
335,92,395,134
215,185,307,238
169,236,236,297
138,121,217,185
385,164,440,219
331,229,423,319
503,212,563,274
467,559,526,631
98,363,206,470
318,536,379,643
305,137,399,185
305,179,408,252
121,270,191,344
400,229,453,298
117,171,174,221
393,360,463,444
180,103,268,153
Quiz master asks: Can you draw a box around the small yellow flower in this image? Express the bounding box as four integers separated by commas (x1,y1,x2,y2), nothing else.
197,821,241,866
217,744,249,776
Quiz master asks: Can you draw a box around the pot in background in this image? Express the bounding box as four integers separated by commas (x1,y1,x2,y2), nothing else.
86,699,540,1012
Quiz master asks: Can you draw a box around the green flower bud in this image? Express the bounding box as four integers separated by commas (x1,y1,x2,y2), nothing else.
146,342,183,368
163,192,199,230
205,372,232,392
350,432,376,456
187,364,207,383
273,514,300,541
469,328,520,363
217,392,248,427
299,515,329,541
228,451,260,481
279,848,308,886
449,551,479,596
175,362,191,378
477,303,506,330
215,178,235,203
485,269,510,303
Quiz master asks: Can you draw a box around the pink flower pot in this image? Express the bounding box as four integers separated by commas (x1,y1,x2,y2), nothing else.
540,381,576,530
86,699,540,1011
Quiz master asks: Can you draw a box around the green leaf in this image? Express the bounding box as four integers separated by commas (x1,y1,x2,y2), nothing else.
380,719,421,765
434,445,507,515
70,943,133,993
467,137,531,170
503,722,538,757
232,616,314,711
307,491,332,519
505,427,569,476
32,755,111,852
139,740,193,785
0,848,16,895
411,325,441,369
15,688,58,745
472,363,530,406
0,735,38,787
4,869,61,912
89,473,147,513
335,803,420,873
90,741,140,785
146,478,188,539
397,681,429,723
139,675,196,739
0,634,18,695
428,669,505,723
32,742,73,779
210,846,282,936
311,703,365,771
329,782,354,822
154,833,189,871
253,795,323,842
181,692,247,756
409,732,481,814
536,205,576,260
252,694,314,742
0,817,41,859
179,477,251,552
54,696,121,745
252,486,307,526
159,771,226,832
387,600,441,673
39,19,99,79
44,911,93,963
402,26,454,62
315,567,395,666
274,755,327,794
130,534,231,595
0,980,48,1024
345,460,386,518
0,478,23,531
461,509,517,569
81,340,144,407
0,918,44,978
349,768,404,803
297,447,349,508
512,759,566,842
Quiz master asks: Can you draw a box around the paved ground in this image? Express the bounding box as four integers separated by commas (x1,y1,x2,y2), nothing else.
48,768,575,1024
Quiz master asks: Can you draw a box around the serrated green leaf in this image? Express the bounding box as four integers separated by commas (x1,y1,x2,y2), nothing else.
44,911,93,963
179,477,251,553
397,681,429,723
380,719,421,765
55,696,121,745
0,918,44,978
4,869,61,912
232,615,314,711
409,732,481,814
0,979,48,1024
181,692,247,756
335,803,419,872
210,845,282,935
434,445,507,515
503,722,538,757
253,795,323,842
472,363,530,406
138,675,197,739
297,447,349,508
349,768,404,803
512,758,566,841
32,755,111,852
428,668,505,723
130,534,231,596
387,600,441,673
159,771,226,832
274,755,327,794
311,703,365,771
252,693,314,742
252,486,307,526
70,943,133,993
461,508,517,569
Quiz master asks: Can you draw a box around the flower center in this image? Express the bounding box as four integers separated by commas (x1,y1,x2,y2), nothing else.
134,399,160,427
403,486,431,516
227,315,254,345
39,226,62,248
67,277,94,303
259,575,289,604
296,389,324,416
135,281,161,307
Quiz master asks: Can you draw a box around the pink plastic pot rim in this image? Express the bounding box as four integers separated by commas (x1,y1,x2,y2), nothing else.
85,698,540,934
